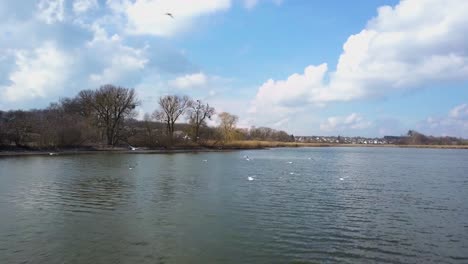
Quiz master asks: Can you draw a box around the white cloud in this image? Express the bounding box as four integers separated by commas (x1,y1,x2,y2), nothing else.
86,25,148,85
88,52,147,84
0,0,208,110
167,72,232,102
105,0,129,13
251,64,328,110
73,0,98,14
109,0,231,37
37,0,65,24
1,43,70,102
243,0,259,9
419,103,468,137
320,113,372,132
169,72,208,89
449,103,468,119
248,64,326,128
244,0,283,10
251,0,468,113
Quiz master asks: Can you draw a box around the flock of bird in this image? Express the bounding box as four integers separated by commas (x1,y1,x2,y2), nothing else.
197,154,339,182
46,150,348,182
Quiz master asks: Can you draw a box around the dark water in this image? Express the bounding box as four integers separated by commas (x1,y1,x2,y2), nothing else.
1,147,467,264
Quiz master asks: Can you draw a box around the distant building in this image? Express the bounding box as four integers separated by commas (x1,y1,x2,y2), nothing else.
383,136,403,144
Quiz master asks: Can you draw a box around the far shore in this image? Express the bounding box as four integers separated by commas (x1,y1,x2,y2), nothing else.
1,141,467,157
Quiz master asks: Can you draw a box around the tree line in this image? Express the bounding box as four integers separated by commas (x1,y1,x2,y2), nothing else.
396,130,466,145
0,84,294,149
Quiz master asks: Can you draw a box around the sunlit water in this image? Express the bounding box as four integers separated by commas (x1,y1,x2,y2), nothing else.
1,147,467,263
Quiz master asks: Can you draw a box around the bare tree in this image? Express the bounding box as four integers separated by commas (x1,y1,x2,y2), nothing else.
79,85,139,146
218,112,238,142
187,100,215,143
2,111,32,147
153,95,192,145
0,111,6,145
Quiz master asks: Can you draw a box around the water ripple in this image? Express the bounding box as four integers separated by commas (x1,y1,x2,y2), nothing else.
1,148,467,263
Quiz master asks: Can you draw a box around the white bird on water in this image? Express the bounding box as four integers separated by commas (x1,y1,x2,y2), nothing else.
339,178,344,181
129,145,138,151
287,161,293,164
202,159,208,162
128,162,138,170
248,176,254,181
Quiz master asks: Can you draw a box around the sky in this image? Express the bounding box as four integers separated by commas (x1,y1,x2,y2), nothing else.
0,0,467,138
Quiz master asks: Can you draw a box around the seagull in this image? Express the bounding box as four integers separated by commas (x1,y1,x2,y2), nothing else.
248,176,254,181
129,145,138,151
287,161,293,164
289,172,295,175
165,13,174,19
128,162,138,170
339,178,344,181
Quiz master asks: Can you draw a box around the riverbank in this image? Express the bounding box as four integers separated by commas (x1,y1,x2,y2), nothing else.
0,147,234,157
208,140,468,149
1,141,467,157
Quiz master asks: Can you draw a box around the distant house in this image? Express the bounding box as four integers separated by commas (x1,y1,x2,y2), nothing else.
384,136,403,144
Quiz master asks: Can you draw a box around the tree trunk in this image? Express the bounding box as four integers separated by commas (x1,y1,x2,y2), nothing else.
194,125,200,143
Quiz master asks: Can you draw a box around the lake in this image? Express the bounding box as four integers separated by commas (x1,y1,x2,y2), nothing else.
1,147,467,263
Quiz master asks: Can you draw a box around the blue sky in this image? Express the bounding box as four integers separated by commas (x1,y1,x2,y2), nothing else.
0,0,467,137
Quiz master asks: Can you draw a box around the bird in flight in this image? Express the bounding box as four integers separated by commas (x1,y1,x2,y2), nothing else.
165,13,174,19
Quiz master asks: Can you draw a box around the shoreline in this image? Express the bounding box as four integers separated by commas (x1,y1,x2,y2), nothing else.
1,143,467,157
0,147,236,157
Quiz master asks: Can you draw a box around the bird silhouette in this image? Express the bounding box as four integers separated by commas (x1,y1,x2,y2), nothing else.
165,13,174,19
128,145,138,151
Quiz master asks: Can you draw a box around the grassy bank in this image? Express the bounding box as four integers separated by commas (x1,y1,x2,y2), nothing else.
209,141,468,149
1,141,467,157
214,140,330,149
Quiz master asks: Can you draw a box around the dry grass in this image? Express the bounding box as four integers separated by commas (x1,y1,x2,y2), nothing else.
200,140,468,150
394,144,468,149
201,140,334,149
2,141,466,157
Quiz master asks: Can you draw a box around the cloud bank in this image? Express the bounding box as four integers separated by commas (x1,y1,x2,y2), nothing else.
251,0,468,112
320,113,372,132
109,0,231,37
419,104,468,137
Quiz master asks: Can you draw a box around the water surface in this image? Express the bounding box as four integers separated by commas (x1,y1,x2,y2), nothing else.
1,147,467,263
